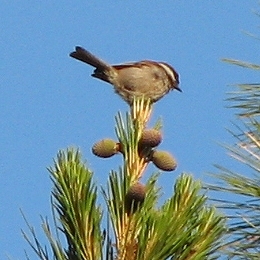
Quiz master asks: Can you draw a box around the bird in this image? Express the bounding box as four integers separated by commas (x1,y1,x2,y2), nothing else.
69,46,181,104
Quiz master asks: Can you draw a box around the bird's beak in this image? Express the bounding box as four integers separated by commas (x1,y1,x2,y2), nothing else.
175,85,182,92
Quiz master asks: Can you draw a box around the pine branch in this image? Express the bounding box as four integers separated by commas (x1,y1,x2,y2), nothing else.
49,149,103,260
208,45,260,256
22,98,225,260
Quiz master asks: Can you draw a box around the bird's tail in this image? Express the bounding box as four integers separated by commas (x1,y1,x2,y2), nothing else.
70,46,111,71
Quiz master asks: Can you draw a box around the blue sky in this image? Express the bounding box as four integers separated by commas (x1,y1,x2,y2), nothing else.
1,1,259,258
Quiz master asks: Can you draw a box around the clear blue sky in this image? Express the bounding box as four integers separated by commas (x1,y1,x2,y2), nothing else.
1,1,259,258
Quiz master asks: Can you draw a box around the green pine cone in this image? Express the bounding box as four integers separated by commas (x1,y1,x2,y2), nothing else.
125,182,146,214
151,150,177,171
139,129,162,148
92,138,118,158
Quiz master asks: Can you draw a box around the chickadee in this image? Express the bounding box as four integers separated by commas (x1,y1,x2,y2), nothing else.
70,46,181,104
